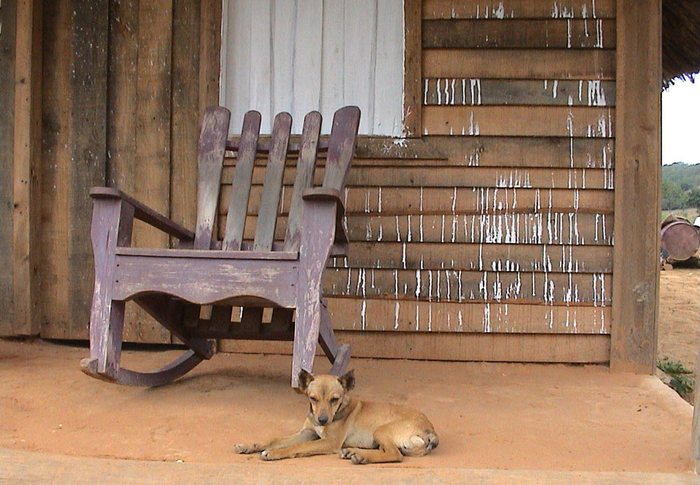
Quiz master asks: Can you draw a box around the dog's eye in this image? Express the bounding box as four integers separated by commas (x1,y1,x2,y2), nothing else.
330,397,339,404
309,396,318,402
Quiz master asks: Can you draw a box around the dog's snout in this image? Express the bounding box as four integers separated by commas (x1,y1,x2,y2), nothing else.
318,415,329,425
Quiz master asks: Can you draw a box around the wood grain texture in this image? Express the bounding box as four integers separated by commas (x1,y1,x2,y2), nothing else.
223,111,261,250
198,0,221,112
171,0,201,246
220,332,611,363
423,49,615,79
423,19,615,49
335,242,613,274
132,0,173,343
422,79,615,107
422,106,615,138
106,0,140,343
0,0,17,335
610,0,661,373
12,0,43,336
402,0,422,136
224,165,615,190
422,0,616,20
326,297,611,334
39,0,72,339
221,185,614,217
68,0,108,340
112,254,299,308
322,268,612,305
193,107,230,249
284,111,322,251
254,112,291,250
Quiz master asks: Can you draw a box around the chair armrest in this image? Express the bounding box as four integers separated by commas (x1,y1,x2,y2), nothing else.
90,187,195,242
302,188,349,251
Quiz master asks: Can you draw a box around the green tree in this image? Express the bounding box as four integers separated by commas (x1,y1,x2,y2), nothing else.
688,188,700,209
662,179,689,210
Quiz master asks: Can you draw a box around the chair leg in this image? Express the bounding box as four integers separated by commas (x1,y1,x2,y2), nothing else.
82,298,126,380
291,293,322,388
319,302,351,376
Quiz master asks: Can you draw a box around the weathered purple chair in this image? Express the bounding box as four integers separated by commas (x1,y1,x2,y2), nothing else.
81,106,360,387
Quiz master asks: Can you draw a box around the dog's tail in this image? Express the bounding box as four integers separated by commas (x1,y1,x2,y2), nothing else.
402,430,439,456
425,430,439,452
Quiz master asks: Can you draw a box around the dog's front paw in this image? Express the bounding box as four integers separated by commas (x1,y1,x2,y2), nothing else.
340,449,368,464
234,443,262,454
260,449,285,461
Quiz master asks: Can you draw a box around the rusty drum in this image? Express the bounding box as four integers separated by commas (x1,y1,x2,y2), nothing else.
661,220,700,262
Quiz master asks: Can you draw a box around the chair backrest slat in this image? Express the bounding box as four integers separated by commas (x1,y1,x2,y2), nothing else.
253,112,292,251
223,111,261,251
283,111,322,251
321,106,361,193
193,106,231,249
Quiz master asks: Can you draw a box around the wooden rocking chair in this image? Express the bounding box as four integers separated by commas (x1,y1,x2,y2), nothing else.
80,105,360,387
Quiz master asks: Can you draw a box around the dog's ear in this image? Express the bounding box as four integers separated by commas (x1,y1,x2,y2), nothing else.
298,369,314,392
338,369,355,391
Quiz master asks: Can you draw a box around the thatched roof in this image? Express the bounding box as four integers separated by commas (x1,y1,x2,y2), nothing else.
663,0,700,87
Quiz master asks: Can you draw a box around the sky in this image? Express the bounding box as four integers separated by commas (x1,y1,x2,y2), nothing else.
662,79,700,165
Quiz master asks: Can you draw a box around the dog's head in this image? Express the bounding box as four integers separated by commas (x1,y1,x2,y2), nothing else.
297,369,355,426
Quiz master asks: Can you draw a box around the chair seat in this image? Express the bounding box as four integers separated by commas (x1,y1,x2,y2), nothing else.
115,247,299,261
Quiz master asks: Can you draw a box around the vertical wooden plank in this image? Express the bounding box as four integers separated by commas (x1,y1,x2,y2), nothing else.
13,0,42,336
131,0,173,342
610,0,661,373
107,0,140,342
171,0,201,237
292,0,323,133
403,0,422,137
68,0,109,339
284,111,322,251
0,0,17,335
39,0,71,339
193,107,231,249
199,0,222,113
343,0,376,134
223,111,261,250
373,0,403,136
253,112,292,250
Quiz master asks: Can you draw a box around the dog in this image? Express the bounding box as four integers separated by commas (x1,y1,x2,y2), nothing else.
234,369,438,464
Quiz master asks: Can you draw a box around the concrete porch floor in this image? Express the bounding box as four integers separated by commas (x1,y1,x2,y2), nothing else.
0,339,696,483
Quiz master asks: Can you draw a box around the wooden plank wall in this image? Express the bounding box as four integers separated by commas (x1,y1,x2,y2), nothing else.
0,0,43,337
0,0,18,336
39,0,219,343
221,0,617,362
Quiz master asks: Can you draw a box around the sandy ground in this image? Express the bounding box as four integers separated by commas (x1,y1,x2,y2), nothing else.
0,269,697,474
658,268,700,373
0,339,693,473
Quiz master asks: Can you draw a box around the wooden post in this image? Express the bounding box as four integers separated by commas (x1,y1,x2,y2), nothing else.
403,0,422,137
610,0,662,373
9,0,42,336
199,0,222,114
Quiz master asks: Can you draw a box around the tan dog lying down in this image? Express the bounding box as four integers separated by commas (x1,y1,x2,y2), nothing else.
235,370,439,464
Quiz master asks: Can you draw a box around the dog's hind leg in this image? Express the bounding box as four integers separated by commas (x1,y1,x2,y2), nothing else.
340,422,405,464
235,428,318,454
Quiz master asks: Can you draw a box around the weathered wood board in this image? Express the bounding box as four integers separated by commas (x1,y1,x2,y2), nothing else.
0,0,17,336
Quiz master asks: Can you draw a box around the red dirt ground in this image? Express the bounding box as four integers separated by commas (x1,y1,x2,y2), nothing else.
657,268,700,374
0,339,693,473
0,268,696,473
